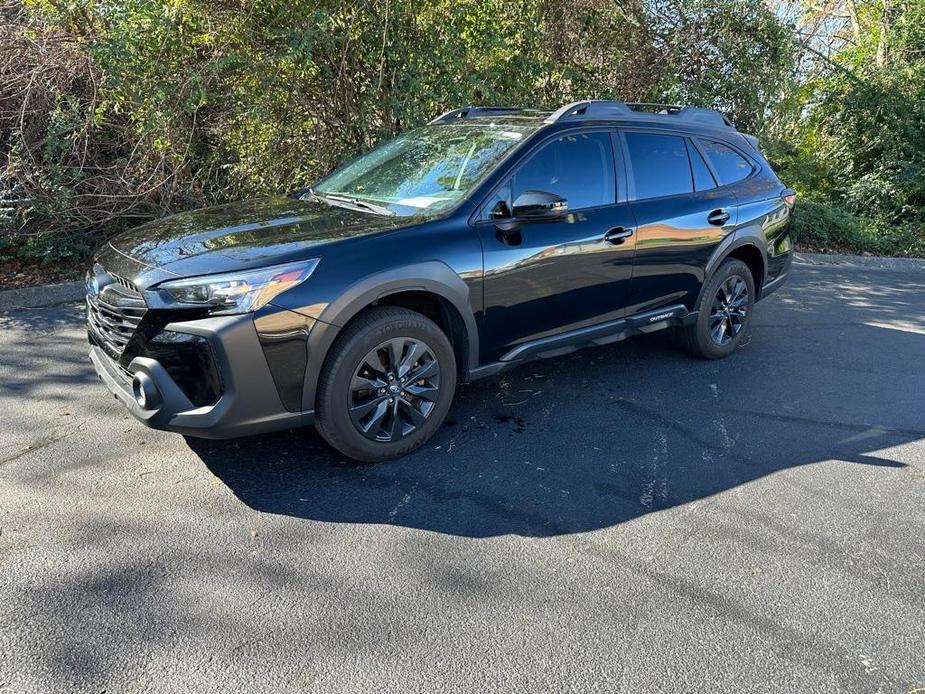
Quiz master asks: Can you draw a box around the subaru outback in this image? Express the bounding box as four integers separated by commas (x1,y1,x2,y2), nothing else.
87,101,794,461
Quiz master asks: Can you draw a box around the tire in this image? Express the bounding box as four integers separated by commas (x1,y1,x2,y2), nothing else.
315,306,457,462
679,258,756,359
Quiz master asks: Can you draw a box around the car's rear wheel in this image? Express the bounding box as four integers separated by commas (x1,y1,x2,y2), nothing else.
315,306,456,462
679,258,755,359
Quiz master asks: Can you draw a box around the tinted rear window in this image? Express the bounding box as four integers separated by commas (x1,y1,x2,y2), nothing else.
699,139,753,186
624,132,693,200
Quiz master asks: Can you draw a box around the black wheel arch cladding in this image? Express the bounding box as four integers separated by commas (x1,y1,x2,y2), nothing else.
301,261,479,415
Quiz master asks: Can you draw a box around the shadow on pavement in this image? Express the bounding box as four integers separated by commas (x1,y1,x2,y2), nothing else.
191,266,925,537
191,410,914,539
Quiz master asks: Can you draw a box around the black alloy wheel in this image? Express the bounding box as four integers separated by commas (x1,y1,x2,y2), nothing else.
678,257,755,359
709,275,750,345
349,337,440,442
315,306,457,462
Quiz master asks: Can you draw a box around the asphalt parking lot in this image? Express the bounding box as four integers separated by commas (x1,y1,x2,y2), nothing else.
2,257,924,693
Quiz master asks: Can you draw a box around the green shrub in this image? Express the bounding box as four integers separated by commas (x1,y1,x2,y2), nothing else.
3,0,924,267
792,199,925,257
792,199,868,250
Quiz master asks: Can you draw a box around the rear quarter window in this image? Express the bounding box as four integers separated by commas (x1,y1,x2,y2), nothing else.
698,139,754,186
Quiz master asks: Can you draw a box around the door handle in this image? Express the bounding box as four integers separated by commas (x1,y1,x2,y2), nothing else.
604,226,634,245
708,208,731,226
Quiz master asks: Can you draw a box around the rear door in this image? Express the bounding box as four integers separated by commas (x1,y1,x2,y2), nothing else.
696,136,789,286
619,129,738,314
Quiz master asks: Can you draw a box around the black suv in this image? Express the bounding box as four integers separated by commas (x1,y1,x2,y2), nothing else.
87,101,794,461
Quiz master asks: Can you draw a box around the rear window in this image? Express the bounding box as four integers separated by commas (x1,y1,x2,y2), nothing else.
698,139,753,186
623,132,693,200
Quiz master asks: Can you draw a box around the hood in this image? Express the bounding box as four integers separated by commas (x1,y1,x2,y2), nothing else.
104,196,409,281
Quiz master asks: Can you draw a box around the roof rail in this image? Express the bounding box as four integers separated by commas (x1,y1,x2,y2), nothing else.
428,106,523,124
544,100,734,129
543,100,632,123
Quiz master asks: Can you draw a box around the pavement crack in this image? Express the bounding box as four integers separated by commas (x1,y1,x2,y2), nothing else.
0,436,65,467
0,420,89,468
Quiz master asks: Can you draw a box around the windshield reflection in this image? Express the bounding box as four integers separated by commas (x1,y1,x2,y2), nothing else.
314,123,536,217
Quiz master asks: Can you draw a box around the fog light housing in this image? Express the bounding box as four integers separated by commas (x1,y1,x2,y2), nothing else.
132,372,161,410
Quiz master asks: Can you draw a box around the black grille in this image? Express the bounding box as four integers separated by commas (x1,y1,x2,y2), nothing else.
87,269,147,358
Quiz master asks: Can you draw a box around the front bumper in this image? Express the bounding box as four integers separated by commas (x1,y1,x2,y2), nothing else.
90,314,314,439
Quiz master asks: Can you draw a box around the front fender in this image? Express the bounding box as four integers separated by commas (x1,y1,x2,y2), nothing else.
301,261,480,413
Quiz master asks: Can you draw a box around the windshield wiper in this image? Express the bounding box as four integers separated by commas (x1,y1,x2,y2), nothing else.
310,191,394,217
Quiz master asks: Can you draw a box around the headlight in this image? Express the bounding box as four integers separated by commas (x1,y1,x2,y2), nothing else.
157,259,319,315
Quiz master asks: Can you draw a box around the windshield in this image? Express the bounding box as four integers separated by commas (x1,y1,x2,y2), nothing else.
312,123,536,216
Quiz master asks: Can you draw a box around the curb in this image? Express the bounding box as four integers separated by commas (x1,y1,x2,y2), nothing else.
795,252,925,271
0,280,85,311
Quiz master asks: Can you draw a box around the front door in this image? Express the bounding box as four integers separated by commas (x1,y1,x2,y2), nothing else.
475,130,637,362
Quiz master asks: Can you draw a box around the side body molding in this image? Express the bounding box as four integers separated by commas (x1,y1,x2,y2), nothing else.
301,261,481,412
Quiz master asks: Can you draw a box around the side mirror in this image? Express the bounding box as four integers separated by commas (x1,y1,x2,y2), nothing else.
512,190,568,220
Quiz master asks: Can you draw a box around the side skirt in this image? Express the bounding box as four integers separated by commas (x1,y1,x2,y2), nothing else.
466,304,695,381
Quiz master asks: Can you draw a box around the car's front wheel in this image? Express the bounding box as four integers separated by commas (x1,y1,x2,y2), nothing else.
315,306,457,462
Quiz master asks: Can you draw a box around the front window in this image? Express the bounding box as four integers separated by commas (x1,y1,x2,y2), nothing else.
485,131,616,218
313,124,536,217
